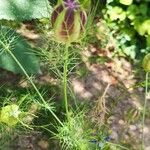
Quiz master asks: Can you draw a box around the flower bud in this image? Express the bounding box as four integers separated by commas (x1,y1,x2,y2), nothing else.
51,0,87,43
143,53,150,72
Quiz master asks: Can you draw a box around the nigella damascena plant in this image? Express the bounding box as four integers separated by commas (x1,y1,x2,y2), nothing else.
51,0,87,43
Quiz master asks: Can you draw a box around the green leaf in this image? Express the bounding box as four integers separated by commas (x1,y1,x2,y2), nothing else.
0,0,51,21
0,104,21,126
146,36,150,47
123,45,136,59
108,6,126,21
143,20,150,35
127,5,139,20
0,26,40,74
139,4,148,16
134,19,150,36
119,0,133,5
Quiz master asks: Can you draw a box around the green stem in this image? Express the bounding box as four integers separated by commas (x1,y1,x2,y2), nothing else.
141,72,149,150
63,44,69,121
6,49,63,126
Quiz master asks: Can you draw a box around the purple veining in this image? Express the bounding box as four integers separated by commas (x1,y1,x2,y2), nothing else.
64,0,80,9
51,0,87,43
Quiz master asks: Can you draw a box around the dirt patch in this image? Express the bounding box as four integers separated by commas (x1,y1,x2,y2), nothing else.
70,46,150,149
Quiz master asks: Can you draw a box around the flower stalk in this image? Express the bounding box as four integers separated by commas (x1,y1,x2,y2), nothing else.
63,44,70,121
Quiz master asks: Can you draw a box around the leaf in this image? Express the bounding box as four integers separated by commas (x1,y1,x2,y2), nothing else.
139,4,148,16
0,104,21,126
127,5,139,20
146,36,150,47
79,0,91,9
143,20,150,35
0,0,51,21
123,45,136,59
0,26,40,74
119,0,133,5
108,6,126,21
134,19,150,36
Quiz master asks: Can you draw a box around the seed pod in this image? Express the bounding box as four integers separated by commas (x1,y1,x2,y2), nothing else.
143,53,150,72
51,0,87,43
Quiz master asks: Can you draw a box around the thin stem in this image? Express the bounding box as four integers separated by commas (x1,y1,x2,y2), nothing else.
4,47,63,126
63,44,70,121
141,72,149,150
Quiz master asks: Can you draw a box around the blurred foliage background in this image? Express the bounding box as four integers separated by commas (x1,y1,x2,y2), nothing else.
102,0,150,60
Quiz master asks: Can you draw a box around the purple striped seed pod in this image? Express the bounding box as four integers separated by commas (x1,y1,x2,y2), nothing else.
51,0,87,43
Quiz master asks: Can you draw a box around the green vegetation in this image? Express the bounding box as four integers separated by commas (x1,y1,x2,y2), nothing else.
0,0,149,150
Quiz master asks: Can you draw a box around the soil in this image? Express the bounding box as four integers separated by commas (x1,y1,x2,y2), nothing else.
71,45,150,149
